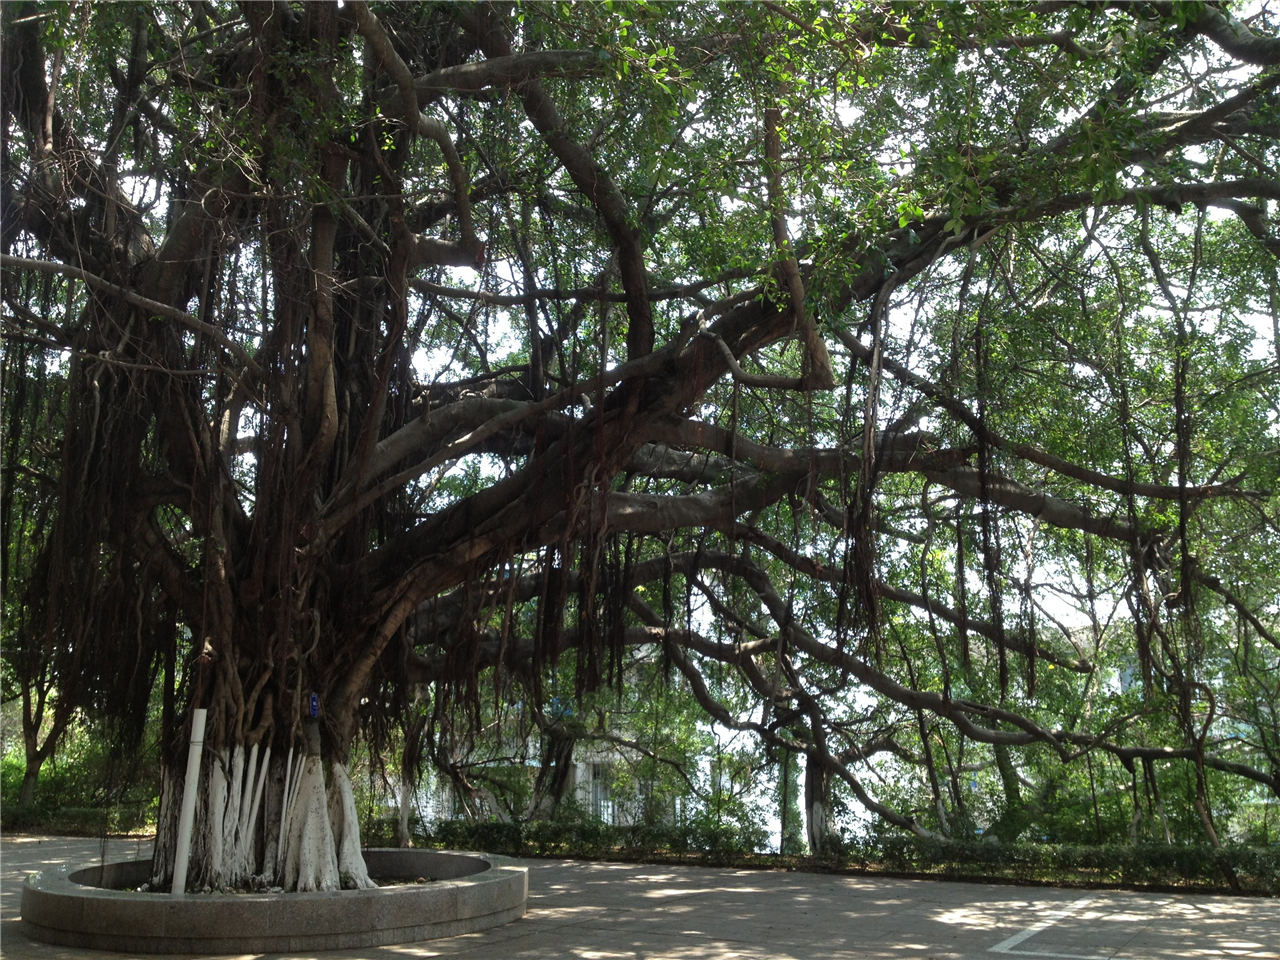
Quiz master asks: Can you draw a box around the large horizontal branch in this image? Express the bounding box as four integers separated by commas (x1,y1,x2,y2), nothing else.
0,255,264,379
411,233,486,270
414,50,605,98
834,174,1280,331
357,341,726,492
409,269,756,307
632,600,936,838
624,442,743,486
841,182,1279,320
925,465,1139,543
363,396,532,482
852,0,1278,67
1018,177,1280,223
647,418,939,477
1153,72,1280,148
1172,2,1280,65
319,394,574,546
1057,733,1280,797
1211,199,1280,257
646,416,1147,545
786,615,1279,796
800,6,1103,59
339,326,716,613
599,474,794,537
572,435,964,539
695,532,1093,675
832,327,1260,503
347,300,800,594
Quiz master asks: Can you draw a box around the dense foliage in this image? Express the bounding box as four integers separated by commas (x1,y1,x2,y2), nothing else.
2,0,1278,889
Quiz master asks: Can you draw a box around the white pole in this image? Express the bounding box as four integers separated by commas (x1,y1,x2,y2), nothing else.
170,707,207,895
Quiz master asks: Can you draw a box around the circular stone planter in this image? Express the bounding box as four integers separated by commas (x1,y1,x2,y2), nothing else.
21,849,527,954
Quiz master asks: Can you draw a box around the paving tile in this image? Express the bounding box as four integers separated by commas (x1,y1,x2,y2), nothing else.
4,837,1278,960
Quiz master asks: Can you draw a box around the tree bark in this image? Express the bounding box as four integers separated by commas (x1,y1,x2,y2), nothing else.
804,754,834,856
17,762,41,810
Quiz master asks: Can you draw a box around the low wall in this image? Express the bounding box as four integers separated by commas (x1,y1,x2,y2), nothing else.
21,849,527,954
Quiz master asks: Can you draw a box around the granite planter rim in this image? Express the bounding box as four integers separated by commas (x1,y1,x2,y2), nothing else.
21,847,528,954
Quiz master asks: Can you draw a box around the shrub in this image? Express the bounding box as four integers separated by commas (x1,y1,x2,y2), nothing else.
844,836,1278,895
406,815,1276,895
36,804,152,837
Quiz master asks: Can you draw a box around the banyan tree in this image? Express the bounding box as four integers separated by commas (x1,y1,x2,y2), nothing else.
2,0,1278,890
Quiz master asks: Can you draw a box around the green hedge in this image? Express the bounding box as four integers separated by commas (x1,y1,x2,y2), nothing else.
2,738,161,835
421,818,765,861
403,819,1279,895
866,836,1278,894
14,804,154,837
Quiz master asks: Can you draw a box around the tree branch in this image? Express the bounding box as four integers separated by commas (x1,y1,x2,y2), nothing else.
468,9,653,359
414,50,606,98
0,254,264,379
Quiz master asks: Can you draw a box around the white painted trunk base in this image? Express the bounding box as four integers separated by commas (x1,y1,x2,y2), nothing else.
396,781,413,847
284,756,339,891
221,744,244,871
205,750,229,882
150,768,181,888
806,799,829,855
328,762,375,889
156,735,373,893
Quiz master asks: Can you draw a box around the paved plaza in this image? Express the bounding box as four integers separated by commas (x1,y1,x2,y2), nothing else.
2,836,1275,959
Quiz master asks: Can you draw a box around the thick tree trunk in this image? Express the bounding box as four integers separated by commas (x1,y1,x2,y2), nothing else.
150,766,181,888
804,754,834,856
396,710,427,846
327,761,374,888
18,691,67,811
396,781,414,848
155,713,373,892
262,751,287,883
778,748,802,854
1144,758,1172,843
988,742,1026,843
527,733,575,820
17,761,42,809
283,752,338,892
279,720,375,892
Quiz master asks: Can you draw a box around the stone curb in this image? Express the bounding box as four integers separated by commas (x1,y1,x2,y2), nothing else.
21,849,528,954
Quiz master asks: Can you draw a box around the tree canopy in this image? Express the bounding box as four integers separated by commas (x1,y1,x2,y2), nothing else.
2,0,1278,889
